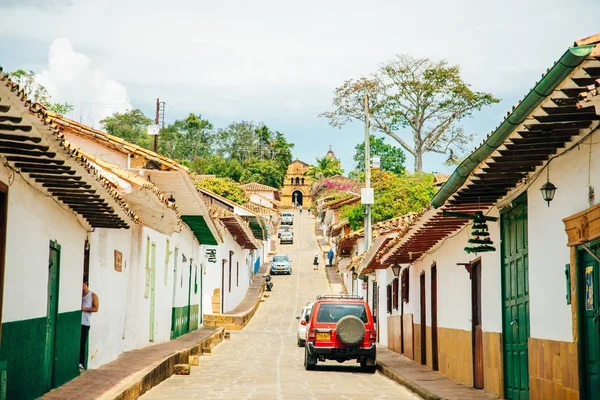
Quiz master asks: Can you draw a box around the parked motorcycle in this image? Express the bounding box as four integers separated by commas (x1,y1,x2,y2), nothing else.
265,274,273,291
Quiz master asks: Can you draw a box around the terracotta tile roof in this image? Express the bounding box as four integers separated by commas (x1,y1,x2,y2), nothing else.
338,212,421,247
0,68,137,229
323,194,360,210
328,218,349,236
45,111,184,172
433,173,450,186
79,149,179,214
206,204,260,249
241,182,279,192
250,192,280,206
243,201,277,215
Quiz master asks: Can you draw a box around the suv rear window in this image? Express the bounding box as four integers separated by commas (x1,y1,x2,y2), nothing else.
316,303,368,323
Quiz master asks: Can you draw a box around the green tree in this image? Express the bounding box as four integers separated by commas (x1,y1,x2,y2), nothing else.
240,158,286,189
161,114,214,160
191,155,244,182
100,109,154,149
353,135,406,175
8,69,74,114
341,170,435,230
320,55,500,172
195,177,249,205
305,156,344,181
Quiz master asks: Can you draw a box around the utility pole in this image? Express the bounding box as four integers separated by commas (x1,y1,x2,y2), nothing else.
363,91,373,253
153,98,165,153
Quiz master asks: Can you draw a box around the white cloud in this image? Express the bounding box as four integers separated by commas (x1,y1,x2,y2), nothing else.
37,38,131,128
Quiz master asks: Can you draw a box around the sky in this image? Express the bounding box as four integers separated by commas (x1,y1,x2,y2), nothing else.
1,0,599,173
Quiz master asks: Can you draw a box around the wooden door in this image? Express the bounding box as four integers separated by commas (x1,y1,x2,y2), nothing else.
501,198,530,399
472,260,484,389
45,241,61,390
579,246,600,400
149,242,156,342
221,259,226,313
420,273,426,365
431,265,439,371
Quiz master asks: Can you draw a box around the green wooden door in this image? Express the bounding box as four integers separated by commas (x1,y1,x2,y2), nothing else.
501,199,530,400
45,241,60,390
149,242,156,342
579,246,600,399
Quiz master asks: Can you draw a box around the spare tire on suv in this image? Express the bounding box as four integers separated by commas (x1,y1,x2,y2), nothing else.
336,315,366,346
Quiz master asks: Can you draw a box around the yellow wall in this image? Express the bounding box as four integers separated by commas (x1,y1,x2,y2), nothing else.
528,337,579,400
281,160,312,208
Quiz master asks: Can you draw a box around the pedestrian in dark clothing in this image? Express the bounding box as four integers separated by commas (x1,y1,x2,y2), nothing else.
327,249,334,267
313,255,319,270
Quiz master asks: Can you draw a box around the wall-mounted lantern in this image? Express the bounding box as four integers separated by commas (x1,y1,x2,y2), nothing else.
540,168,557,207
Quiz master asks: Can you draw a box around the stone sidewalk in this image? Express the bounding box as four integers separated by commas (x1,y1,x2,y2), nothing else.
41,327,224,400
376,346,499,400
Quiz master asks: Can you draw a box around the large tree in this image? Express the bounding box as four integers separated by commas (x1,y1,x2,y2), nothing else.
320,55,500,172
8,69,74,114
100,109,154,149
353,135,406,175
305,156,344,181
341,170,436,230
195,177,249,205
160,113,214,160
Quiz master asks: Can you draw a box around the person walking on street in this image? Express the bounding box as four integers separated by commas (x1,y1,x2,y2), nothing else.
327,248,334,267
313,255,319,270
80,275,99,370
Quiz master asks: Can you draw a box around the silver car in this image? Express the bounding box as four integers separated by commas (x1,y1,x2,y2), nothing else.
270,254,292,275
296,303,314,346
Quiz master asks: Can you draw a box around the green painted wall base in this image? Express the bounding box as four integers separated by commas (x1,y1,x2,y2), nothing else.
170,304,200,340
0,310,81,400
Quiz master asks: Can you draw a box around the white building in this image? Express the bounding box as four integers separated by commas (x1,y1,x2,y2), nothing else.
0,72,138,399
370,34,600,399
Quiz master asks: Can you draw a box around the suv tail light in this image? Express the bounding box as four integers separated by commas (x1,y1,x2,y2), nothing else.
308,328,316,341
369,330,377,343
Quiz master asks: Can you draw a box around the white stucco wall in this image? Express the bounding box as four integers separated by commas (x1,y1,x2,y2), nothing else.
1,165,87,323
526,129,600,342
87,227,133,368
376,269,388,345
204,233,253,314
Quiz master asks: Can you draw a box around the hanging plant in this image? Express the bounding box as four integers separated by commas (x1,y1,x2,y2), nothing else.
464,211,496,254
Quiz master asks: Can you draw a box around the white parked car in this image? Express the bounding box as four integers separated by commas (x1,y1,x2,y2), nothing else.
280,231,293,245
281,212,294,225
296,303,314,347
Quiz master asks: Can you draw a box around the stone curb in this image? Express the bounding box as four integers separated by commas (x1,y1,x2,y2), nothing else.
376,359,441,400
109,328,225,400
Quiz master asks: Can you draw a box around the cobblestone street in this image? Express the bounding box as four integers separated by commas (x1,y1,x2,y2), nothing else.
140,211,420,400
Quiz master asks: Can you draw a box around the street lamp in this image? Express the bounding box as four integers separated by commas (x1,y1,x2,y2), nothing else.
351,266,358,280
540,180,557,207
391,264,401,277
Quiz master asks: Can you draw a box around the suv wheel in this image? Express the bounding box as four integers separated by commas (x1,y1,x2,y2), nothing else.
360,359,376,373
304,346,316,370
297,336,305,347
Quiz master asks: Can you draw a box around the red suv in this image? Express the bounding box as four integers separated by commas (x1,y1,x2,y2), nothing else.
304,295,377,372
